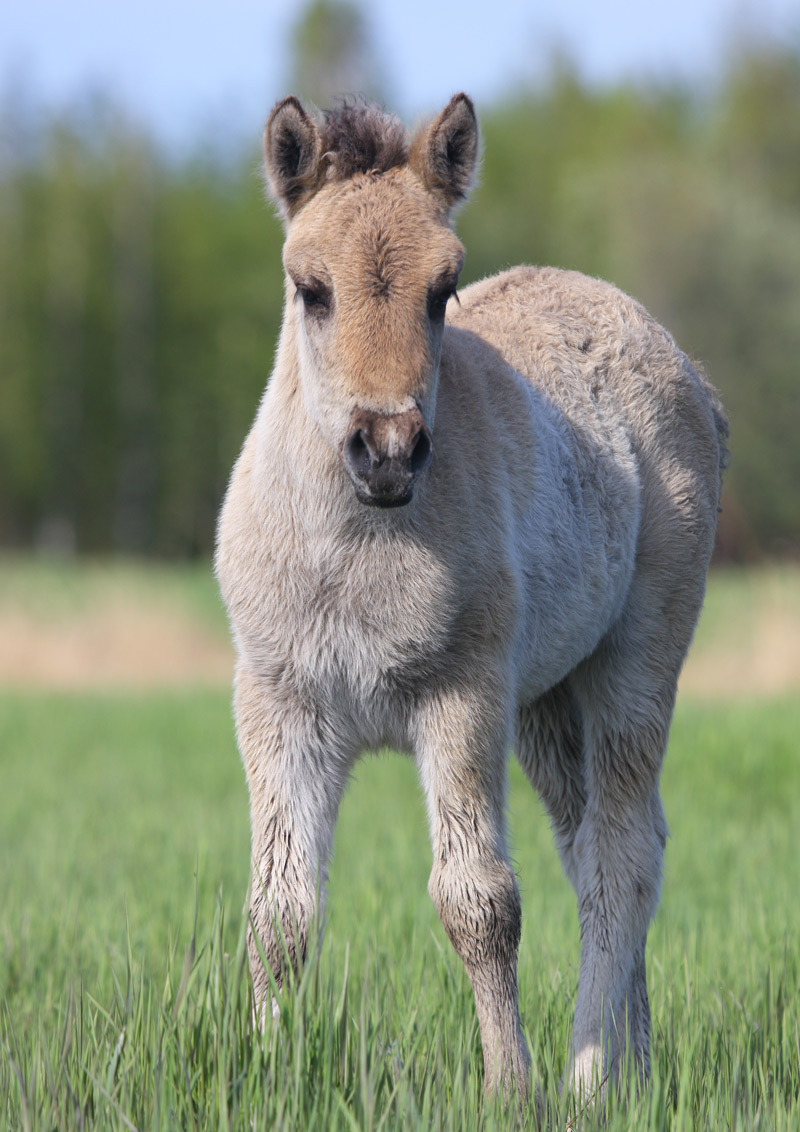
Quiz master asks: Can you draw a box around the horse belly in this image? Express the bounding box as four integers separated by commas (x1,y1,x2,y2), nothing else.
511,427,641,701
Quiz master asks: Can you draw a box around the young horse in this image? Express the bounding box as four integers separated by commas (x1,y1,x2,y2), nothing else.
216,93,727,1099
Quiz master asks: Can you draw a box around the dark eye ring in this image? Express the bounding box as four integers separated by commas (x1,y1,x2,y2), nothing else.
295,281,330,313
428,287,456,319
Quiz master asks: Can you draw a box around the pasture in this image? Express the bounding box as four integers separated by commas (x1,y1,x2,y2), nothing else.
1,560,799,1129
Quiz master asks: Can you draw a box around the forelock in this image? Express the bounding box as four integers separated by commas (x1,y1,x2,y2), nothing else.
320,100,409,182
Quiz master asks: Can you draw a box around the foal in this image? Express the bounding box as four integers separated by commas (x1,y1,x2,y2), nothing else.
216,93,727,1098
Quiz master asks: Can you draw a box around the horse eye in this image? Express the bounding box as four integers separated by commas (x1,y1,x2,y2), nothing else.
295,281,330,314
428,287,456,320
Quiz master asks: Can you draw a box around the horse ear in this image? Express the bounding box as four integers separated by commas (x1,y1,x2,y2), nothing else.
264,97,325,221
409,93,479,214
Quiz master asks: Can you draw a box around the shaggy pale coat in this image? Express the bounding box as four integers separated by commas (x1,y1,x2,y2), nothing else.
216,93,727,1100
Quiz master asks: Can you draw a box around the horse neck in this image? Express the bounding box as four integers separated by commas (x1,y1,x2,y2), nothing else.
255,326,361,529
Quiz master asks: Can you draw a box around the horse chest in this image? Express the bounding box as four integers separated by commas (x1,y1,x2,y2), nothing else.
260,524,457,714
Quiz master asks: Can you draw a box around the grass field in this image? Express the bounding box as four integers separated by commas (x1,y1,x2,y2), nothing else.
2,561,800,1129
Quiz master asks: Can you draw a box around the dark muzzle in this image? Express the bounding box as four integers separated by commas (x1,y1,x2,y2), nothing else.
342,407,433,507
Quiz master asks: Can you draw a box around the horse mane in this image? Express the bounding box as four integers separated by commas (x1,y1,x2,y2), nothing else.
320,100,409,181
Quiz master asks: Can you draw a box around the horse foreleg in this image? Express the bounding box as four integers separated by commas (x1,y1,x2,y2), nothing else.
235,663,351,1020
414,679,531,1100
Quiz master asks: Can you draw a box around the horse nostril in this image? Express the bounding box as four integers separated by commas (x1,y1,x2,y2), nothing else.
345,429,372,480
409,427,432,474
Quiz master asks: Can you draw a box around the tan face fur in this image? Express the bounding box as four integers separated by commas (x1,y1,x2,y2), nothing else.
283,170,464,441
265,95,479,506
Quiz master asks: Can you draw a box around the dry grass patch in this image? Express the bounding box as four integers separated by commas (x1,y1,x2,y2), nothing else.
0,556,233,690
1,557,799,696
680,566,800,698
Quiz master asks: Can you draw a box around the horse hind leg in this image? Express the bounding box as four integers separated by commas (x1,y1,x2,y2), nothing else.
627,789,668,1082
516,675,667,1099
566,646,673,1100
516,680,587,894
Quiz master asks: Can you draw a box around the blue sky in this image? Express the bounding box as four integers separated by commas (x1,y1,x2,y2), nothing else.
2,0,799,147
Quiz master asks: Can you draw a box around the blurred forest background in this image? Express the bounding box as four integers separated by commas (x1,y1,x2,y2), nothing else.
1,0,798,562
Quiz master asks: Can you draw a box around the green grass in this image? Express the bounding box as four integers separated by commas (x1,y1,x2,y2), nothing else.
2,687,799,1129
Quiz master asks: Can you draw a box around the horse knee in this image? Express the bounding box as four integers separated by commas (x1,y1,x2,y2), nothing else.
247,802,321,998
429,856,522,978
430,855,531,1095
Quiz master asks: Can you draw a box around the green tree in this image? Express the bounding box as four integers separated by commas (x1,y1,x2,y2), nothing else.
287,0,388,107
1,43,798,560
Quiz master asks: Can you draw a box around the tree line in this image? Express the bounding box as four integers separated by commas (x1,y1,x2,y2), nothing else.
1,44,798,559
